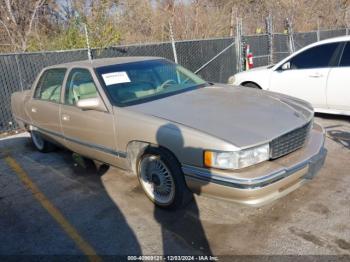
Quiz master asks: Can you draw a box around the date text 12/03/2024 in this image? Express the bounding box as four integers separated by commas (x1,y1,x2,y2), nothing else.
127,255,219,261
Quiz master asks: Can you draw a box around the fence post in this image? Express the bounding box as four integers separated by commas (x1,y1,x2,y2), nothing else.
286,18,295,54
14,54,24,92
83,24,92,62
229,7,235,37
317,18,321,41
168,21,178,64
235,17,243,72
266,14,274,64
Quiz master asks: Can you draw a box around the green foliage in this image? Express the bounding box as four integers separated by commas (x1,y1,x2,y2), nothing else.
26,18,121,52
59,23,87,49
89,22,121,49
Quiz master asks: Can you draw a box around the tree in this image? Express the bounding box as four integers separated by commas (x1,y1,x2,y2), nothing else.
0,0,47,51
54,0,121,49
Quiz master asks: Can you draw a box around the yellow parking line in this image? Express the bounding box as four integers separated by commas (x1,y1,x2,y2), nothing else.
4,156,101,262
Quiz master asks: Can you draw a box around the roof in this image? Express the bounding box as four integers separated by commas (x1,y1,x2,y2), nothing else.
308,35,350,47
47,56,164,69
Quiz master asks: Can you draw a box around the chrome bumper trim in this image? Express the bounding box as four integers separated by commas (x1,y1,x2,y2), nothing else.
182,147,327,190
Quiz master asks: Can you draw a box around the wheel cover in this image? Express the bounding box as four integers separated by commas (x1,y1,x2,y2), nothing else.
139,156,175,205
31,131,44,150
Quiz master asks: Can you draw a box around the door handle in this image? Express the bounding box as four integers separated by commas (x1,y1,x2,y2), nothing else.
309,73,323,78
31,107,37,113
62,114,70,121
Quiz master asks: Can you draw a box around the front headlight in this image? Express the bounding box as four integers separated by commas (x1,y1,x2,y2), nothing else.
227,75,236,85
204,144,270,170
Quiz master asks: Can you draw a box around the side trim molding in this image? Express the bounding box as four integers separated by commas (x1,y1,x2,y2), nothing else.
30,123,127,158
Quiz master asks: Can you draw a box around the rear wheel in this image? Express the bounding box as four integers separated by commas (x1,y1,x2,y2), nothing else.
242,82,261,89
137,147,192,209
31,131,56,153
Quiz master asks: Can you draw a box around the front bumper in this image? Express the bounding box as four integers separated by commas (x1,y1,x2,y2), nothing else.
182,123,327,207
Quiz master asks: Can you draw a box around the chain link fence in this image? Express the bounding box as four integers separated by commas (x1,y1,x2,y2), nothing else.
0,28,348,133
243,28,349,65
243,34,270,67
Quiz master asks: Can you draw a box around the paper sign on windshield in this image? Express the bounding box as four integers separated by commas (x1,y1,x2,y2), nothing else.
102,72,131,85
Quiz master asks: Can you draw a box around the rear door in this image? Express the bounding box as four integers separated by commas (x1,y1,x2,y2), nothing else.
326,42,350,111
60,67,119,165
269,43,341,108
27,68,66,140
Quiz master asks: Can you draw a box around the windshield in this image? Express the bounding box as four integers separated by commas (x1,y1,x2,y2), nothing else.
95,59,208,107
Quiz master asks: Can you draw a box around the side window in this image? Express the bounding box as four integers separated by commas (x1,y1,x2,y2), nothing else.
289,43,339,69
65,68,99,105
34,69,66,102
339,43,350,67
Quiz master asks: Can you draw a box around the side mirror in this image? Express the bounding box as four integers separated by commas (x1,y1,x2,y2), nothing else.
281,62,291,71
76,97,107,112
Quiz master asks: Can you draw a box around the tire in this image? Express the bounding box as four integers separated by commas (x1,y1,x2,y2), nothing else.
242,82,261,89
30,131,56,153
137,147,192,209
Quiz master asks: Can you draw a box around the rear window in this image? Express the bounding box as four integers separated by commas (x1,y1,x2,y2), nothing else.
34,68,66,102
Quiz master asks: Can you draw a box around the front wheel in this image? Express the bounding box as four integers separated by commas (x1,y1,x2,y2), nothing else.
137,147,192,209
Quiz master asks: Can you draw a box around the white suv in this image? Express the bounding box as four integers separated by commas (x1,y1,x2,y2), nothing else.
230,36,350,116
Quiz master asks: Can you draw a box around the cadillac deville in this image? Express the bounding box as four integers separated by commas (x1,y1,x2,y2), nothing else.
11,57,327,209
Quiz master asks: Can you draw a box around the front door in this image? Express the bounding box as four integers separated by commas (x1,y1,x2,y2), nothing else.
269,42,341,109
60,67,119,165
327,42,350,111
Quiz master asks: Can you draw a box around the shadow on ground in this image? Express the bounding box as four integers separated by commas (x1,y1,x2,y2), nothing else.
0,135,142,255
150,123,212,255
327,130,350,150
315,113,350,150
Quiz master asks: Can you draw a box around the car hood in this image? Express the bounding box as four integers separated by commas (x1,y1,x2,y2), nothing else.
128,85,313,148
244,65,272,72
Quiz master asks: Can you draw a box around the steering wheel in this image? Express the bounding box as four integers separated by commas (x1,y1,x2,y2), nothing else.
159,79,177,90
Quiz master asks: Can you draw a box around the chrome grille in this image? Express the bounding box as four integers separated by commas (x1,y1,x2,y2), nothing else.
270,121,312,159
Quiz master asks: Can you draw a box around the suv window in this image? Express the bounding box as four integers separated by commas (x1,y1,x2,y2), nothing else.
65,68,98,105
34,68,66,102
340,43,350,67
289,43,339,69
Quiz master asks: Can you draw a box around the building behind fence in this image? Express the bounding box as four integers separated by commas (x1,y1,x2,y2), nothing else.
0,28,348,133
